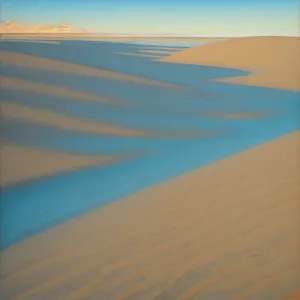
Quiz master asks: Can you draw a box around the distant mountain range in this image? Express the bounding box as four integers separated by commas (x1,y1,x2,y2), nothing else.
0,20,88,34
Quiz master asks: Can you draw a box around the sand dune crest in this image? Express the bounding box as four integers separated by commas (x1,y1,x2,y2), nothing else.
0,143,121,187
161,36,300,90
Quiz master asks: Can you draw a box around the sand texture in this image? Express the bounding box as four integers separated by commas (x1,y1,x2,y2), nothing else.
0,143,123,187
283,290,300,299
161,36,300,91
2,131,299,299
1,76,121,105
0,51,180,89
1,79,208,139
0,101,157,137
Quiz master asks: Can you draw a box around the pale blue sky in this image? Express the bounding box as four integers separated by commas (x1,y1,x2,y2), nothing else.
2,0,299,36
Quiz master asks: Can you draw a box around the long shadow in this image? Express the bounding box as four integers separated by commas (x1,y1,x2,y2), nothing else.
1,40,299,249
1,118,297,249
0,40,249,87
3,65,297,114
1,117,219,155
1,90,249,131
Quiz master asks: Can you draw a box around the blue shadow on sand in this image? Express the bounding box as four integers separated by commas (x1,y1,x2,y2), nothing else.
0,40,299,248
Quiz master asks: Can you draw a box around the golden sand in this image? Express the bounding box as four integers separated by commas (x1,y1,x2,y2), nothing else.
0,21,86,34
160,36,300,91
1,102,154,137
1,40,61,44
1,76,218,140
2,131,299,299
0,51,180,89
1,76,123,105
0,143,121,187
1,96,215,140
283,290,300,299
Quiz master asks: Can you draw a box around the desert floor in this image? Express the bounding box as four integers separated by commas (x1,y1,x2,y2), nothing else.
2,132,299,299
1,37,299,299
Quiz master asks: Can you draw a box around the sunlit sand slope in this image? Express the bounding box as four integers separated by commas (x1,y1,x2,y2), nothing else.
2,131,299,300
283,290,300,299
1,76,121,105
1,47,226,189
0,143,121,187
1,101,156,137
161,36,300,91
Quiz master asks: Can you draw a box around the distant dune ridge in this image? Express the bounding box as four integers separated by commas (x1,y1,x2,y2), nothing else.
0,20,87,34
161,36,300,91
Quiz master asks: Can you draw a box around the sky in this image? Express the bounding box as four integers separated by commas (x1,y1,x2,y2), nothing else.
2,0,299,36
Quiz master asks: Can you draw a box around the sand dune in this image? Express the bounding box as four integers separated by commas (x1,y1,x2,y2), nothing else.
1,77,220,139
1,51,179,89
0,20,87,34
2,131,299,299
1,102,211,139
1,40,61,44
0,143,121,187
1,102,155,137
1,76,122,105
283,290,300,299
161,36,300,91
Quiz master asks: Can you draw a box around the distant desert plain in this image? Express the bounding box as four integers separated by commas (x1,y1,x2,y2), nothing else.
0,20,88,34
